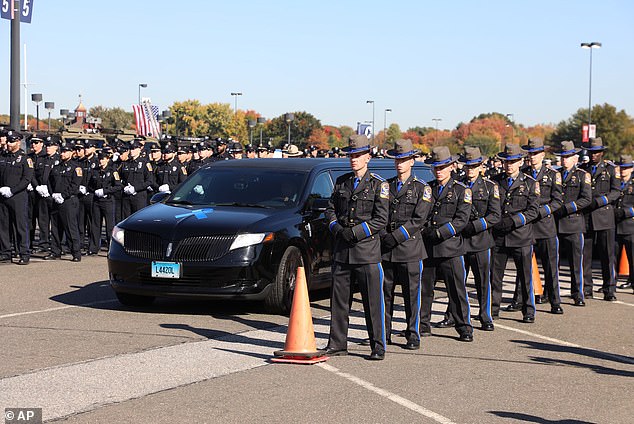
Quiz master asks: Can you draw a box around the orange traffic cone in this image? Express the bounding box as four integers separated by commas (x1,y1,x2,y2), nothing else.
532,253,543,296
618,245,629,277
272,266,328,364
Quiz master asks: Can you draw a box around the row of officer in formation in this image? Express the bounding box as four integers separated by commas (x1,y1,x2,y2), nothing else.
320,135,633,361
0,130,237,265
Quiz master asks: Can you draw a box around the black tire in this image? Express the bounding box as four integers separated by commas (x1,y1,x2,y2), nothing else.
115,291,156,307
264,246,304,314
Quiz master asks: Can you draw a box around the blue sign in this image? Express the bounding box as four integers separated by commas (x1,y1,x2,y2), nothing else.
175,208,214,220
1,0,34,23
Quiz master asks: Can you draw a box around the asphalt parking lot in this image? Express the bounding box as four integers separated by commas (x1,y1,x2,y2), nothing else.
0,253,632,424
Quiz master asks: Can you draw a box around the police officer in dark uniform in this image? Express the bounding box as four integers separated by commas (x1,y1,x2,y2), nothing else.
229,142,244,160
490,144,540,322
580,137,621,301
554,141,592,306
88,152,122,255
187,142,206,173
211,138,232,161
77,139,99,253
27,135,49,250
155,144,188,194
614,155,634,292
0,131,34,264
120,140,154,219
45,142,82,262
420,146,474,341
381,139,432,350
32,136,60,253
521,137,564,312
112,144,129,225
323,135,389,360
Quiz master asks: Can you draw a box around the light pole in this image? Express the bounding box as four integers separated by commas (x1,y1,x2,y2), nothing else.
31,93,42,130
432,118,442,145
285,113,294,145
161,110,171,136
59,108,69,127
44,102,54,130
138,83,147,105
248,119,256,144
505,114,514,147
383,108,392,147
581,42,601,126
257,117,266,145
366,100,375,143
231,92,242,114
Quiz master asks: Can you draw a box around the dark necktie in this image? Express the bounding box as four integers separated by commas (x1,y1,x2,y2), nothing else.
397,181,403,192
353,177,359,190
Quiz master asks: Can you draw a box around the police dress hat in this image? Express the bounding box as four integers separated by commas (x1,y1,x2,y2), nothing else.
245,144,255,153
496,144,526,161
128,139,142,149
216,137,227,145
341,134,371,155
44,135,61,146
553,140,581,156
60,142,74,152
6,131,23,142
585,137,606,151
285,144,303,157
256,143,268,151
425,146,458,166
97,151,110,161
616,154,633,168
386,139,420,159
459,146,485,165
229,142,244,153
522,137,545,153
162,144,177,154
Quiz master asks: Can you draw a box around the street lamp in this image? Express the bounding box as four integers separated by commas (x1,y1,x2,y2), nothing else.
505,114,514,147
31,93,43,130
161,110,171,136
44,101,54,130
432,118,442,145
248,119,256,144
138,83,147,105
285,113,294,145
257,117,266,145
366,100,375,143
230,92,242,113
383,108,392,147
60,108,69,127
581,42,601,126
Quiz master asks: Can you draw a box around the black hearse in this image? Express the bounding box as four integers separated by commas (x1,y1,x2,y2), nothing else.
108,158,433,313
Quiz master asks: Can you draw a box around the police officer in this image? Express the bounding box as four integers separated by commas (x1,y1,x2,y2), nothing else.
323,135,389,360
490,144,540,322
521,137,564,312
187,142,206,173
554,141,592,306
211,138,232,161
420,146,474,341
45,142,82,262
88,152,122,255
155,144,187,194
77,139,99,253
580,137,621,301
27,135,49,250
0,131,34,264
32,136,60,253
112,143,129,225
229,142,244,160
381,139,432,349
120,140,154,219
245,144,256,159
614,155,634,292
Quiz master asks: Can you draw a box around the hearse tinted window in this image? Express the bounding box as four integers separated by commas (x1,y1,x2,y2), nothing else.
310,172,334,199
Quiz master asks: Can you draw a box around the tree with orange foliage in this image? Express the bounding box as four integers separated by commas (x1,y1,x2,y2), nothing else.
307,127,330,150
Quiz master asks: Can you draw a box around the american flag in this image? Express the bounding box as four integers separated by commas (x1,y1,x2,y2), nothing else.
132,102,161,137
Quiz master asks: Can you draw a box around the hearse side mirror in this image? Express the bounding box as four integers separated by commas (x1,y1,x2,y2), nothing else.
310,197,330,213
150,192,170,204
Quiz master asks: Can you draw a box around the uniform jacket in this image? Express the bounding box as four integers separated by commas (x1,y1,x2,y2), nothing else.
381,174,432,262
423,178,471,258
0,149,34,195
28,150,50,187
88,163,123,200
580,160,621,231
462,175,501,252
155,159,188,191
492,172,540,247
522,165,563,238
49,159,82,200
326,170,389,264
616,176,634,235
120,156,154,194
78,155,99,192
556,166,592,234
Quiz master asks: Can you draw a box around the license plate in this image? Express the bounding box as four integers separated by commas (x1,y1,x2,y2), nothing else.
151,261,181,279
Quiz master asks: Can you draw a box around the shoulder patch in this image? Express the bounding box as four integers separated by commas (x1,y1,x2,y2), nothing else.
535,181,541,196
113,171,120,181
371,172,386,182
27,158,34,168
380,182,389,199
181,167,188,175
585,172,591,185
493,184,500,199
555,173,562,185
75,167,83,177
422,185,432,202
146,163,153,172
463,188,472,204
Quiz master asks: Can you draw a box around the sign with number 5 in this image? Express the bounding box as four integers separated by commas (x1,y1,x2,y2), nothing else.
0,0,34,23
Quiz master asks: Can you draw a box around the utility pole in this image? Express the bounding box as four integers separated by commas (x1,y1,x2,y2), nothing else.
10,0,21,139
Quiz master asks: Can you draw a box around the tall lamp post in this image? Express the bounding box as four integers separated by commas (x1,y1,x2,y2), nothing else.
285,113,294,145
161,110,171,137
31,93,43,130
580,42,601,127
59,108,69,127
432,118,442,145
231,92,242,114
383,108,392,147
257,117,266,145
248,119,256,144
138,83,147,105
505,113,514,147
366,100,375,144
44,102,55,130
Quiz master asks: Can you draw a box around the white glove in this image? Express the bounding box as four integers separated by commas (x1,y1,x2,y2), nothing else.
147,186,154,192
112,153,120,162
27,183,34,192
95,188,105,198
36,185,50,198
0,187,12,198
52,193,64,204
123,184,136,195
193,185,204,195
158,184,170,193
79,185,87,195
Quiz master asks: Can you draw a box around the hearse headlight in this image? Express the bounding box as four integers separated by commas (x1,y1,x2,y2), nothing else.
112,225,125,246
230,233,274,251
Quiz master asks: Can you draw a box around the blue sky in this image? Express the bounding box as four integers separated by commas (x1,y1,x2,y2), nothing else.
1,0,633,131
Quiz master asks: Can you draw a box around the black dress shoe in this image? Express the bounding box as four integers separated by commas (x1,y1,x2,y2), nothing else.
17,257,29,265
458,333,474,342
368,349,385,360
551,305,564,314
0,254,11,262
433,318,455,328
604,294,617,301
71,256,82,262
86,251,98,256
504,302,523,312
534,295,544,304
618,282,632,289
481,322,494,331
322,347,348,356
522,316,535,323
403,340,420,350
43,253,61,260
573,298,586,306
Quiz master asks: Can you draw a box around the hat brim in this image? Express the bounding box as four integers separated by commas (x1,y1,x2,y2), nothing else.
553,148,581,156
496,152,526,161
341,145,371,155
585,146,606,151
424,155,458,166
458,156,484,165
385,149,420,159
521,145,545,153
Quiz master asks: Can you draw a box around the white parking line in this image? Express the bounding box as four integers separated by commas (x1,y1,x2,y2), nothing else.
614,300,634,307
318,363,457,424
0,299,118,319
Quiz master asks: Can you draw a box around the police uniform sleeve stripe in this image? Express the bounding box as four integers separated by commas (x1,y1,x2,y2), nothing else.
329,220,338,232
479,217,487,231
398,226,410,240
628,207,634,218
446,222,456,236
518,213,526,226
544,205,551,215
362,222,372,237
599,195,609,206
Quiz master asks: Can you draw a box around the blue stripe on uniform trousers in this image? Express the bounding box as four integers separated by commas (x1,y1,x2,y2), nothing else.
555,236,561,299
460,256,471,324
485,249,492,321
579,234,585,299
527,245,535,308
377,263,386,348
416,260,422,340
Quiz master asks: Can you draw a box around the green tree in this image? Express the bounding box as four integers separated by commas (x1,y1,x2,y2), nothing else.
267,111,322,148
464,134,500,157
89,106,134,130
385,123,402,145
